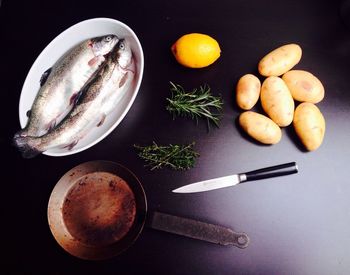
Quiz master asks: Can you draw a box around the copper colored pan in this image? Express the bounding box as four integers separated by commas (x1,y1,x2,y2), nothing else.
48,161,249,260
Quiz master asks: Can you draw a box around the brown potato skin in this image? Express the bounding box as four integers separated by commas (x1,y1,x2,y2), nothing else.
258,44,302,77
261,76,294,127
282,70,325,103
236,74,261,110
239,111,282,144
293,102,326,151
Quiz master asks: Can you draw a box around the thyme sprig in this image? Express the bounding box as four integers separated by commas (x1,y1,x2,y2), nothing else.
134,142,199,170
166,82,224,128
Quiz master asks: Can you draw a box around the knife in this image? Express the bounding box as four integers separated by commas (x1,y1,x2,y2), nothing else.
172,162,298,193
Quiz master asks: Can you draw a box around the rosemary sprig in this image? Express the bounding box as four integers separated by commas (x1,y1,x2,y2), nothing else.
134,142,199,170
166,82,224,128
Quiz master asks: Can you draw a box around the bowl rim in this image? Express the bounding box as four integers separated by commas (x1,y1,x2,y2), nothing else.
18,17,144,157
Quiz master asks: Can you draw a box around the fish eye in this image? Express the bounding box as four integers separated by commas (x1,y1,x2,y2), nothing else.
105,36,112,42
119,42,125,50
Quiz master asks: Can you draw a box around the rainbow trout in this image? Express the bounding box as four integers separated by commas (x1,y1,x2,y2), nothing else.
14,39,134,158
15,34,119,138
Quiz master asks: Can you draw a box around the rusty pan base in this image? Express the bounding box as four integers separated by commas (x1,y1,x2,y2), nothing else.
48,161,147,260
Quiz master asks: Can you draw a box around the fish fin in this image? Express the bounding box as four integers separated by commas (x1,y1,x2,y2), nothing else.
14,129,27,139
119,72,129,88
63,140,79,150
26,110,32,118
97,113,106,127
69,90,83,106
88,56,99,67
13,136,42,158
46,119,57,132
40,68,52,86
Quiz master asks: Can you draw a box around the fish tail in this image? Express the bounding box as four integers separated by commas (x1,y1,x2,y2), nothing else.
13,128,28,139
12,135,42,158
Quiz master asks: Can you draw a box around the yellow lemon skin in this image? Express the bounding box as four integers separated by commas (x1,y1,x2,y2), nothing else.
171,33,221,68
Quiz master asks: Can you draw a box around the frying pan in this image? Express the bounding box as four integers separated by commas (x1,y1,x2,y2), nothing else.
48,161,249,260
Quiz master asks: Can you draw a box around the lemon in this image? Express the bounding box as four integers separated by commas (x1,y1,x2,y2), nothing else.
171,33,221,68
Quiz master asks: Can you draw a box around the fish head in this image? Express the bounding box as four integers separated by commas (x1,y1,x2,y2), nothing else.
115,39,133,69
90,35,119,56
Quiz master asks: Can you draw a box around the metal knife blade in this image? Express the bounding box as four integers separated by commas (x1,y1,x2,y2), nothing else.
172,174,242,193
172,162,298,194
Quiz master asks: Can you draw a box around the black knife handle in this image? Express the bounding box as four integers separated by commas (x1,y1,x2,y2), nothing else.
240,162,298,182
147,211,249,249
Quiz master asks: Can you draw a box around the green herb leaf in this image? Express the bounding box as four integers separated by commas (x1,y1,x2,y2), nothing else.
166,82,224,129
134,142,199,170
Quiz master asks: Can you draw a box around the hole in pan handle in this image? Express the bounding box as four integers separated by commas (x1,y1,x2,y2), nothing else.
147,211,249,249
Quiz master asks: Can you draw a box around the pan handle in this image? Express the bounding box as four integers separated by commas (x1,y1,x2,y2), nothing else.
147,211,249,249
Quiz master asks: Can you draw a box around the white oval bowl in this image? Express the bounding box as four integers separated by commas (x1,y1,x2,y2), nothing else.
19,18,144,157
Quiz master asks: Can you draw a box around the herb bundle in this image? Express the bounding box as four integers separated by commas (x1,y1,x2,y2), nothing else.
166,82,224,128
134,142,199,170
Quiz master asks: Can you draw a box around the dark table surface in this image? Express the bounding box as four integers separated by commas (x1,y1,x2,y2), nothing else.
2,0,350,274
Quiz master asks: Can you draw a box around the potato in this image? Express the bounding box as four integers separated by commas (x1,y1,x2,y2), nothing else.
282,70,324,103
239,111,282,144
258,44,302,76
236,74,261,110
261,76,294,127
293,103,325,151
